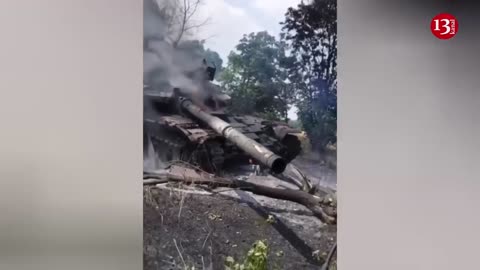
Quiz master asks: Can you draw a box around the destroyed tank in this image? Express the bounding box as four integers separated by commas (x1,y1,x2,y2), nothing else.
143,61,302,175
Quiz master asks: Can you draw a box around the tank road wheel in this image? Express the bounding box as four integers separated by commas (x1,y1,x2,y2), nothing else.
206,141,225,174
150,136,186,167
192,141,225,174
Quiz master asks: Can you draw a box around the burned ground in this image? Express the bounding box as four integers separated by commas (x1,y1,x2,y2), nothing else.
144,186,336,270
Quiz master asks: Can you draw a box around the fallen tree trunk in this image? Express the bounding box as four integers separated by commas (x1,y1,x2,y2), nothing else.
143,168,336,224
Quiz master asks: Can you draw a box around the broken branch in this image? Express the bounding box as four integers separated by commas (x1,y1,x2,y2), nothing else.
143,167,336,224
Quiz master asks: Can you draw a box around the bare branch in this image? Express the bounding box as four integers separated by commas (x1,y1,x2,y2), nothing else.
185,0,202,22
200,33,219,43
173,0,189,46
183,17,211,32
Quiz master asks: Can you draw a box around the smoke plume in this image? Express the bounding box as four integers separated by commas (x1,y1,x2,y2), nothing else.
143,0,211,106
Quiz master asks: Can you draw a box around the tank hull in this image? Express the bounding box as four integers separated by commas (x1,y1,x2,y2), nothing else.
143,111,301,174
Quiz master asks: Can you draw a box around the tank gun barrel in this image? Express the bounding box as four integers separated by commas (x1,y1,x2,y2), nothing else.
180,98,287,174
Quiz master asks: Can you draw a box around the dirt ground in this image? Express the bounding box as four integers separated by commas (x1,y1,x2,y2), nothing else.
144,186,336,270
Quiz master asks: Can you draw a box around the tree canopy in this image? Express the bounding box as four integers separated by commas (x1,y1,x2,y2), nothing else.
219,0,337,151
281,0,337,151
219,31,295,122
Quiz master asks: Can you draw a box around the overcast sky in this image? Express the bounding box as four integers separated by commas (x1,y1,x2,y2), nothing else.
193,0,302,119
194,0,300,60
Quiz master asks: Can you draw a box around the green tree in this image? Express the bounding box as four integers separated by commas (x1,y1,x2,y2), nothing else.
281,0,337,151
220,31,295,122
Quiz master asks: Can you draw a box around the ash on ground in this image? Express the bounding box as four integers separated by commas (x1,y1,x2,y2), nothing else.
144,155,336,270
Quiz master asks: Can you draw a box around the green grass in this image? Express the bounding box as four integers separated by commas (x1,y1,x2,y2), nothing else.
225,240,268,270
